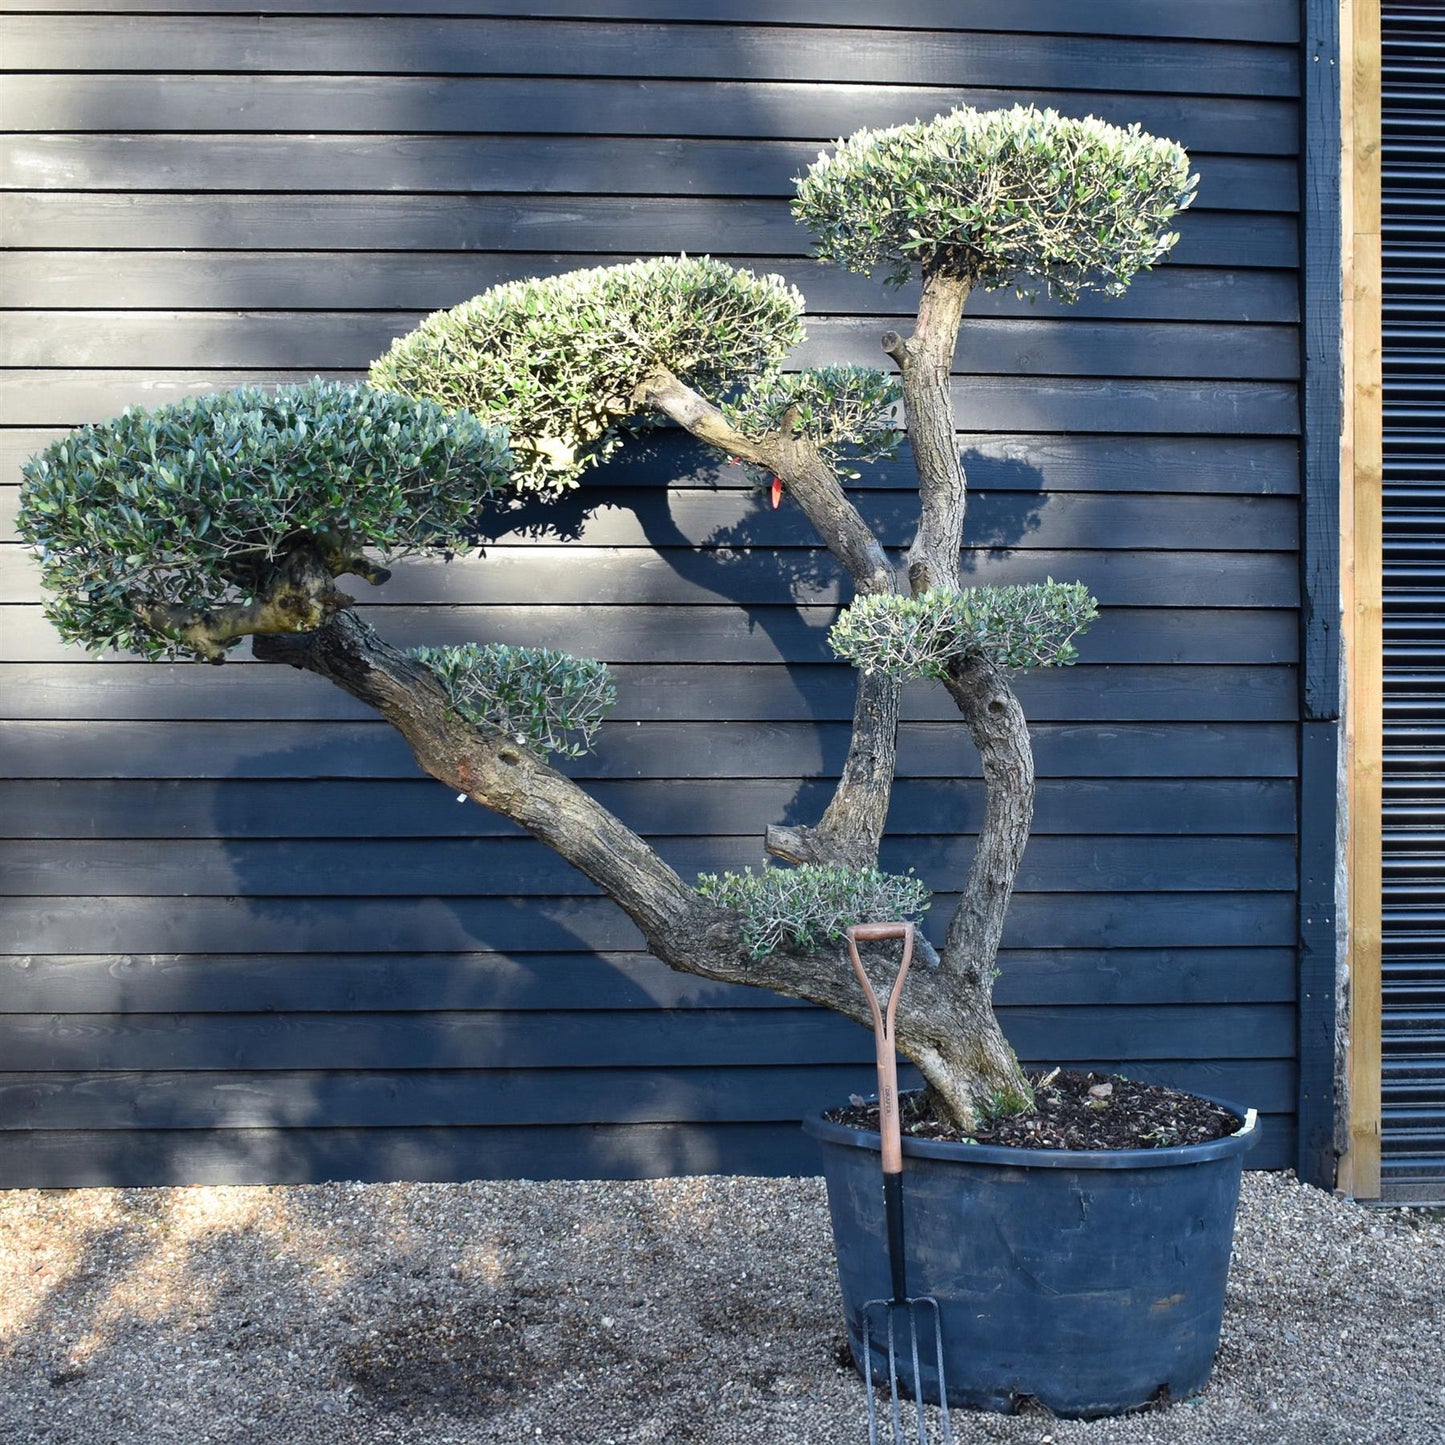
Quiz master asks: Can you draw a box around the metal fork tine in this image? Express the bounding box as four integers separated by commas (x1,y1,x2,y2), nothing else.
846,924,954,1443
907,1301,928,1441
885,1305,905,1441
859,1298,952,1445
916,1296,953,1443
861,1309,881,1445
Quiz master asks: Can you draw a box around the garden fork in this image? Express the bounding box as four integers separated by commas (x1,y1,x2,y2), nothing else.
846,922,954,1445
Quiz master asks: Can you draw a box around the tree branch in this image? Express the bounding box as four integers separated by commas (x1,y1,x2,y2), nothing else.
883,265,972,595
764,667,900,868
134,544,353,661
636,367,893,597
937,654,1035,990
254,612,699,942
635,365,902,867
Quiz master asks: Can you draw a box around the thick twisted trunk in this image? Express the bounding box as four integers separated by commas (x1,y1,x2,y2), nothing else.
882,261,1036,1118
253,608,1024,1126
901,992,1034,1126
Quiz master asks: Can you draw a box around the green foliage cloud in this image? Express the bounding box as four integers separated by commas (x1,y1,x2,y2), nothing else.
18,380,512,660
794,104,1197,298
370,256,807,492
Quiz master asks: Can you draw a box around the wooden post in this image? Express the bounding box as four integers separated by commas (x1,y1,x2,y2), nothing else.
1338,0,1384,1200
1299,0,1348,1189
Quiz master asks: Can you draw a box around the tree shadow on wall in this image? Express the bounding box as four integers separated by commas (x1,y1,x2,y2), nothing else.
194,426,1053,1174
202,718,881,1180
491,431,1054,592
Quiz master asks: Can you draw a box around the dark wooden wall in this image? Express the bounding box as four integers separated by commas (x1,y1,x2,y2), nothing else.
0,1,1302,1184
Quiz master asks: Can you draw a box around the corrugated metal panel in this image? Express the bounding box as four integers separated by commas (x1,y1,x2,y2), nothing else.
1382,1,1445,1202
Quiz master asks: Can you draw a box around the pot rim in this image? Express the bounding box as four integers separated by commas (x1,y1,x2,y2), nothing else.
802,1091,1259,1170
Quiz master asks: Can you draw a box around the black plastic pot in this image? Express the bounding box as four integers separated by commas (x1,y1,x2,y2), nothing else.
803,1098,1259,1419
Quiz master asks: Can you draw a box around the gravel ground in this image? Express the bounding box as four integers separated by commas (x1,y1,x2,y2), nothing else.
1,1170,1441,1445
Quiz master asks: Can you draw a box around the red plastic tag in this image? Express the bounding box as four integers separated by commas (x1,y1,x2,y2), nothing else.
770,477,784,509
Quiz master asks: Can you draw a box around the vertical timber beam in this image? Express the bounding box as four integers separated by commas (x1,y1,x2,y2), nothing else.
1338,0,1385,1200
1297,0,1346,1189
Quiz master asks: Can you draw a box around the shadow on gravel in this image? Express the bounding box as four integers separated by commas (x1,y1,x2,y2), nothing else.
0,1177,858,1443
11,1175,1445,1444
340,1297,560,1415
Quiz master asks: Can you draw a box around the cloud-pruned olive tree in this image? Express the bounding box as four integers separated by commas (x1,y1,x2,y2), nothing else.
19,107,1195,1130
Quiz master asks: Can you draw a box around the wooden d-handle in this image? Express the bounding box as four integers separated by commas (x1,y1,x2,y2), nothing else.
845,922,915,1176
847,921,913,943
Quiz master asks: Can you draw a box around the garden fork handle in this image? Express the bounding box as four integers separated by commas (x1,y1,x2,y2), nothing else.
845,923,915,1173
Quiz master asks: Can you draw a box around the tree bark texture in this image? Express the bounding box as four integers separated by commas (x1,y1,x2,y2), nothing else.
765,667,900,870
237,273,1044,1132
883,266,972,596
637,367,894,598
252,607,1026,1128
638,366,902,870
939,655,1036,993
135,545,354,662
880,262,1037,1113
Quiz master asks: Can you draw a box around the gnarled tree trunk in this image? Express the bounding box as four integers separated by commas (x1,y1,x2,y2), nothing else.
253,609,1025,1129
246,263,1039,1133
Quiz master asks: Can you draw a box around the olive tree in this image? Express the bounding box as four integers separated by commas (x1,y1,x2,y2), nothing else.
19,107,1196,1130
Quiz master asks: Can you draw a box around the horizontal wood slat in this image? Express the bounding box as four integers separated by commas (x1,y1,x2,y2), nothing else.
0,1002,1295,1071
0,19,1300,95
0,1121,840,1186
256,490,1309,551
0,663,1301,723
0,197,1298,272
0,1116,1296,1187
2,488,1301,555
0,138,1294,214
0,368,1302,434
0,891,1300,954
0,432,1304,496
0,606,1302,666
0,947,1299,1013
0,3,1303,46
0,776,1299,841
0,75,1301,150
0,834,1298,897
0,718,1300,779
0,312,1302,379
0,543,1302,615
6,1066,893,1129
0,253,1303,323
0,1058,1299,1132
